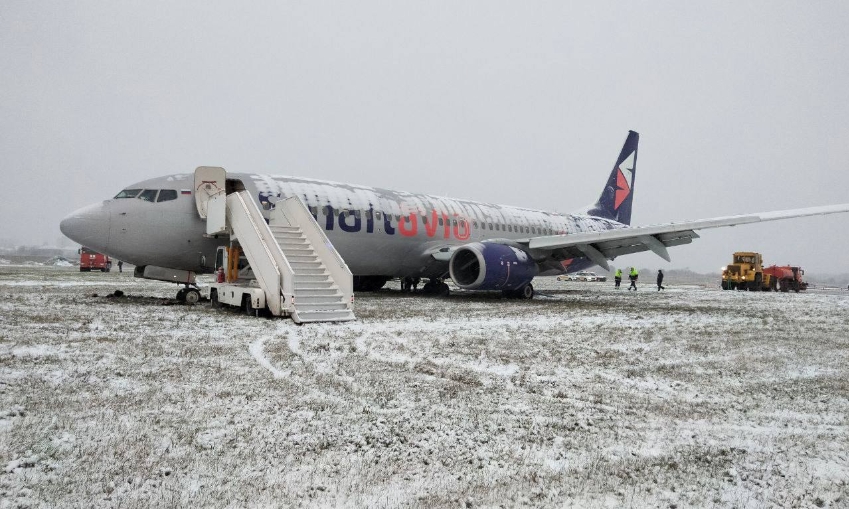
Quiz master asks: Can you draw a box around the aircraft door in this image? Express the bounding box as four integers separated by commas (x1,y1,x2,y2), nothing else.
194,166,227,235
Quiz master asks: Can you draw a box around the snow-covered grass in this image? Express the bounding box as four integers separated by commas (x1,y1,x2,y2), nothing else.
1,266,847,507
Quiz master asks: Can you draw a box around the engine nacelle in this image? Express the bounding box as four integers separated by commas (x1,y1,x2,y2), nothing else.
449,242,538,291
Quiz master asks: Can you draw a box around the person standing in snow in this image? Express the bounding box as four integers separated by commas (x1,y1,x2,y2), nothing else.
614,268,622,289
117,260,123,273
656,269,665,291
628,267,638,291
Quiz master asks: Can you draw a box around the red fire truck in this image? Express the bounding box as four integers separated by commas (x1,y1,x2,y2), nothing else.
78,247,112,272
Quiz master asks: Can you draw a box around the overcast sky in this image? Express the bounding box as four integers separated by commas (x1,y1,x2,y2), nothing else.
2,1,848,274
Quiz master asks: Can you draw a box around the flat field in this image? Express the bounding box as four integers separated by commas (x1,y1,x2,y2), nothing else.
1,265,847,508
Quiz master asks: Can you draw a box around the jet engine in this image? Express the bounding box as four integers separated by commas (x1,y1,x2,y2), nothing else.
448,242,538,292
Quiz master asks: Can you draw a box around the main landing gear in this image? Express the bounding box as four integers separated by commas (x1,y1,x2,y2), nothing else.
422,278,450,296
503,283,534,300
176,284,201,304
353,276,389,292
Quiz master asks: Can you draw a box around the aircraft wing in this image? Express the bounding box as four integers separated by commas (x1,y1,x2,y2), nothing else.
521,204,849,271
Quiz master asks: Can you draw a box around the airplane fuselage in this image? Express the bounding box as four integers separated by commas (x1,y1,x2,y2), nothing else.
64,172,625,278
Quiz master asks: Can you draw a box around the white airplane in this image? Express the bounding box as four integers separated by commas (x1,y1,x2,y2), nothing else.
60,131,849,301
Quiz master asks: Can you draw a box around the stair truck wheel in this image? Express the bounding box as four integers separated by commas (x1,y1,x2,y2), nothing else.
184,288,200,304
721,281,729,290
176,288,187,302
210,289,220,308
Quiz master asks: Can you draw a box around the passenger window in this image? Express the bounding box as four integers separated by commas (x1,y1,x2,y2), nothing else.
157,189,178,202
422,216,428,225
138,189,158,202
114,189,142,199
439,218,444,226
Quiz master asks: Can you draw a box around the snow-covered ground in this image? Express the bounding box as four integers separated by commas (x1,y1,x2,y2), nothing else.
1,266,847,507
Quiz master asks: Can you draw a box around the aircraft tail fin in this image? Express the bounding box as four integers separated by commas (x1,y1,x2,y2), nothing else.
586,130,639,225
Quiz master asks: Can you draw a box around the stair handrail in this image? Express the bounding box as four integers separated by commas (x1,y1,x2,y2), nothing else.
273,197,353,307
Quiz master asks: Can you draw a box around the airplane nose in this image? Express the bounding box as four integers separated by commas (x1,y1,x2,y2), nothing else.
60,202,111,251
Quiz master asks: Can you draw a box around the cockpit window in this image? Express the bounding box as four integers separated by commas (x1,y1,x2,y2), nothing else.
138,189,158,202
157,189,178,202
114,189,142,199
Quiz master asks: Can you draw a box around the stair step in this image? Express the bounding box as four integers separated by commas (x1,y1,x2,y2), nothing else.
294,309,356,323
283,253,317,260
295,274,330,282
292,268,327,275
289,260,322,267
294,294,345,305
295,302,349,312
294,287,339,296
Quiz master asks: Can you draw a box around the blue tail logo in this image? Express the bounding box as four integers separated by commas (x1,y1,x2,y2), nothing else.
588,130,639,225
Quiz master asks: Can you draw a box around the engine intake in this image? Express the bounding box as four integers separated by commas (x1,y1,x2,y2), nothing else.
449,242,537,291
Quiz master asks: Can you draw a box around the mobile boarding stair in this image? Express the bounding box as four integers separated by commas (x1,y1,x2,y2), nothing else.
195,166,355,324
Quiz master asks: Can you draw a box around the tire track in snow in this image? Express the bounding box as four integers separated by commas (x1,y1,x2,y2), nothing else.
249,329,355,407
249,336,290,379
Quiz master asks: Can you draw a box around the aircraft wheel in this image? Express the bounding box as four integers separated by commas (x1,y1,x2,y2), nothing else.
184,288,200,304
519,284,534,300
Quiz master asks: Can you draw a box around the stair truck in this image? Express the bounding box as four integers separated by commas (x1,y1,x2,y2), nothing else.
209,245,270,316
196,166,355,323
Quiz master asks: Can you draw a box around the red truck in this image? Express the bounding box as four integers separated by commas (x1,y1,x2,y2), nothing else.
762,265,807,292
78,247,112,272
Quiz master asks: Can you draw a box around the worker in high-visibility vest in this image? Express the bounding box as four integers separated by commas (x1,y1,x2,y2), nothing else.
628,267,639,291
614,268,622,289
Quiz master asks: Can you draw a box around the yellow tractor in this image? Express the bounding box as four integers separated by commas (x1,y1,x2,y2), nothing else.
721,252,771,291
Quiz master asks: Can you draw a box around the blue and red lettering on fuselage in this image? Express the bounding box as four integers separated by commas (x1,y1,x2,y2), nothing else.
320,207,472,241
